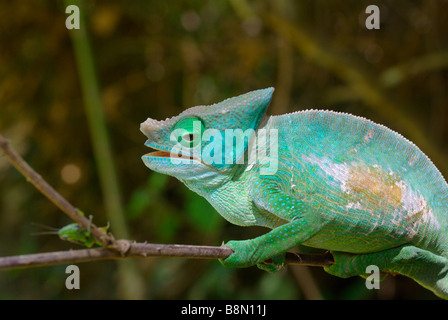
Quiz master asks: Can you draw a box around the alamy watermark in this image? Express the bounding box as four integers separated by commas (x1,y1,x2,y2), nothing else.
365,265,380,290
65,5,80,30
365,5,380,30
65,264,80,290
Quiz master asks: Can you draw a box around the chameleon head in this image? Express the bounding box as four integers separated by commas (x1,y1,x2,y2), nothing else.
140,88,274,190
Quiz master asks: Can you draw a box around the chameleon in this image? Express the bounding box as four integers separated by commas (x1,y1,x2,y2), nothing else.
140,88,448,299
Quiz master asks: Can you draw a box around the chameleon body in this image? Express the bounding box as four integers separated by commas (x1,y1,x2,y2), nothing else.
140,88,448,298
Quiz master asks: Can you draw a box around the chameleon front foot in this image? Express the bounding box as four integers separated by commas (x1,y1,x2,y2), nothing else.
219,240,285,272
219,240,258,269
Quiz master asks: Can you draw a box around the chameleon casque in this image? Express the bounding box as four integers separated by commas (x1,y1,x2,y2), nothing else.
140,88,448,299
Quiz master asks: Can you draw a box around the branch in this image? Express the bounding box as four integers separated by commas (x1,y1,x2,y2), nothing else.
0,133,114,247
0,241,333,271
380,51,448,88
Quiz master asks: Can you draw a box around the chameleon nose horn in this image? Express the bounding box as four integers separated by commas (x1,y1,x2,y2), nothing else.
140,117,165,136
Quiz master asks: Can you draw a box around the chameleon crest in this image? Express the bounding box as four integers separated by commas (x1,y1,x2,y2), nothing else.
141,88,448,299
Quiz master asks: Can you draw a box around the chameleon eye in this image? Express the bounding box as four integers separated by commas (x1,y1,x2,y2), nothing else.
183,133,195,142
173,116,205,148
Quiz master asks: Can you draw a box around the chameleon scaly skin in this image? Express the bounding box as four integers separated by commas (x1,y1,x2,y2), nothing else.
140,88,448,299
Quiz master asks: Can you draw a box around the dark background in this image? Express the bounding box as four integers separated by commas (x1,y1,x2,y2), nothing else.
0,0,447,299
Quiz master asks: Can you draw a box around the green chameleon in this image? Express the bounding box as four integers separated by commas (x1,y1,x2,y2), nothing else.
140,88,448,299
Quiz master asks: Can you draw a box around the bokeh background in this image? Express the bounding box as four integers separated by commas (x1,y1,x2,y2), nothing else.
0,0,447,299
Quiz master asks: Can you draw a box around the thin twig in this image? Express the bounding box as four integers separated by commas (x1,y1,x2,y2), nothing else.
65,0,143,298
0,243,232,271
0,241,333,271
64,0,129,240
0,133,114,247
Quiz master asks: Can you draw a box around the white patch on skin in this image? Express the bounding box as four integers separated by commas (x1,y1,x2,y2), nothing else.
408,154,419,166
289,169,297,190
363,130,374,143
245,163,254,172
303,154,441,238
302,155,350,192
393,180,440,237
345,201,363,210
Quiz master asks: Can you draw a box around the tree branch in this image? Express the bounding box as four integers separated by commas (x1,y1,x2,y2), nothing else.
0,133,114,247
0,243,231,271
0,241,333,271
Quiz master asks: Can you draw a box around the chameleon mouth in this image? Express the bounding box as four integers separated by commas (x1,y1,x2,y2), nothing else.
143,140,210,166
144,144,197,161
145,150,172,158
142,140,172,158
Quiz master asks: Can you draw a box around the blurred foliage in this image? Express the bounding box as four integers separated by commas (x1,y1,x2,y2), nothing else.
0,0,447,299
